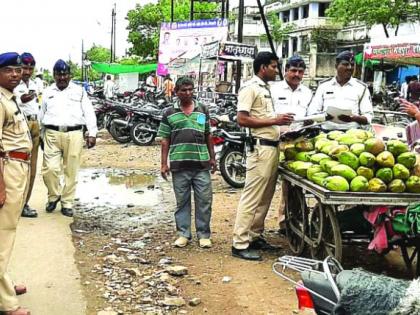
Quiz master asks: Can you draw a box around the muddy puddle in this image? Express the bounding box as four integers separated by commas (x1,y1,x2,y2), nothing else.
73,169,174,232
76,169,159,208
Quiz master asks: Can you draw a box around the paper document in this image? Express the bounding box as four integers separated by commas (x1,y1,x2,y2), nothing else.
293,113,326,123
326,106,352,123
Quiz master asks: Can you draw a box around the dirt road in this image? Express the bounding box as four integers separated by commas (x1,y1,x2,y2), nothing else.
8,133,413,315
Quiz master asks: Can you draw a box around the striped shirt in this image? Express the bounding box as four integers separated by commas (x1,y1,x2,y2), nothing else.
158,100,210,171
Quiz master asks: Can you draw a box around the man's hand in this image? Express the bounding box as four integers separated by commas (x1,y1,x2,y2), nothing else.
209,158,217,174
400,99,419,118
338,114,353,122
86,137,96,149
20,93,36,104
274,113,295,126
161,164,170,180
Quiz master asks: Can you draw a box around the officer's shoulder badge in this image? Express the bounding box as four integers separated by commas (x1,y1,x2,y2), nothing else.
319,77,333,85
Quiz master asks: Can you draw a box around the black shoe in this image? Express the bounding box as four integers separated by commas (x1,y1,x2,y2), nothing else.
46,197,61,213
61,207,73,217
249,238,280,251
231,247,262,261
21,204,38,218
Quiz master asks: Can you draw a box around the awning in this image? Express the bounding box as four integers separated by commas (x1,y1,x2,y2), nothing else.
91,62,157,74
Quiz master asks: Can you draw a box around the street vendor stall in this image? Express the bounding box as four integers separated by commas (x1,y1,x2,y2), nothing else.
280,127,420,277
198,40,257,98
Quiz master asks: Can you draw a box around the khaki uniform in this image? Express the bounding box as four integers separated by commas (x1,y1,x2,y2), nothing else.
0,87,32,312
232,76,280,249
40,82,97,208
14,79,41,204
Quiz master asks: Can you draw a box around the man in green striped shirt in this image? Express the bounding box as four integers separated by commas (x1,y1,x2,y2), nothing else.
158,77,216,249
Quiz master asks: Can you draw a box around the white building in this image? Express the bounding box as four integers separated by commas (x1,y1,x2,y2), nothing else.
230,0,369,86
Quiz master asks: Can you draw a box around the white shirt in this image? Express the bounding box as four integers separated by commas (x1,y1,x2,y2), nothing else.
34,77,44,94
400,82,408,99
146,76,155,91
40,81,98,137
103,80,115,99
270,80,313,118
307,77,373,131
13,79,40,116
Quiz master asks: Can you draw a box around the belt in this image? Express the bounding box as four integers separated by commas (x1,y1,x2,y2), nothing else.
45,125,83,132
0,151,31,161
25,114,38,121
252,138,280,147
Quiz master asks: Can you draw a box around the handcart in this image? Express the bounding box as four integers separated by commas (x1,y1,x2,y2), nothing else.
278,166,420,277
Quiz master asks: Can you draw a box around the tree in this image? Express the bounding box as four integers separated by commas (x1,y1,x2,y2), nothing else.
126,0,218,59
85,45,111,63
327,0,420,38
260,12,295,52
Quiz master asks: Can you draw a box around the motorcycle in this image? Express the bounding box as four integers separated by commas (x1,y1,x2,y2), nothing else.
212,126,248,189
107,104,134,143
274,255,420,315
129,105,165,146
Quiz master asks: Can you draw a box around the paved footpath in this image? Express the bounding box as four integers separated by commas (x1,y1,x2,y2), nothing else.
9,169,87,315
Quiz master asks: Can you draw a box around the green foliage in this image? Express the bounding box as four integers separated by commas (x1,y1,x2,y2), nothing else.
260,12,295,48
86,45,111,63
327,0,420,37
67,60,82,81
126,0,218,59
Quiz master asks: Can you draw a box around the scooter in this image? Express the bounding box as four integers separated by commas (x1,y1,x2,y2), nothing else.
273,255,420,315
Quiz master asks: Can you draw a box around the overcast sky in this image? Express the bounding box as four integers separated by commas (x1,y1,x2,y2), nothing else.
0,0,157,72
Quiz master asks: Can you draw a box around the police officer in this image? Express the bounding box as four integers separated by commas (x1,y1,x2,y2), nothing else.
271,55,313,130
307,51,373,130
270,55,313,231
13,53,40,218
40,60,97,217
232,52,294,261
0,52,32,315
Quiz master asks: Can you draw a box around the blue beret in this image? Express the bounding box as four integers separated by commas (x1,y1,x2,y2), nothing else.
53,59,70,74
336,51,354,63
21,52,36,66
0,52,22,68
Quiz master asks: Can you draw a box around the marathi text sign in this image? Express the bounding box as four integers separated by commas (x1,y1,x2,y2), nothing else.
157,19,228,76
364,43,420,60
220,42,257,60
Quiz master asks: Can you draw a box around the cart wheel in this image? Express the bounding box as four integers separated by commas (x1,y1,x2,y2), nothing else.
308,201,324,255
401,243,420,277
310,205,342,262
284,183,307,255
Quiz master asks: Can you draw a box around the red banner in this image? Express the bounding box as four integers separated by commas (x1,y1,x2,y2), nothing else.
364,42,420,59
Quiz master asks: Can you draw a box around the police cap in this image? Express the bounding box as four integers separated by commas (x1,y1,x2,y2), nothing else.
286,55,306,69
21,52,36,66
53,59,70,74
0,52,22,69
336,51,354,64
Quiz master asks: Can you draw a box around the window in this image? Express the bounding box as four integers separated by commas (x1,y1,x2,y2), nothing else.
319,3,330,17
302,5,309,18
292,8,299,20
282,40,289,59
292,37,298,54
282,10,290,23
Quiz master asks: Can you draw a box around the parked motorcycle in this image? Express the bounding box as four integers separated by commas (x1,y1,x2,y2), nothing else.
107,104,134,143
212,126,248,189
129,105,165,146
274,255,420,315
